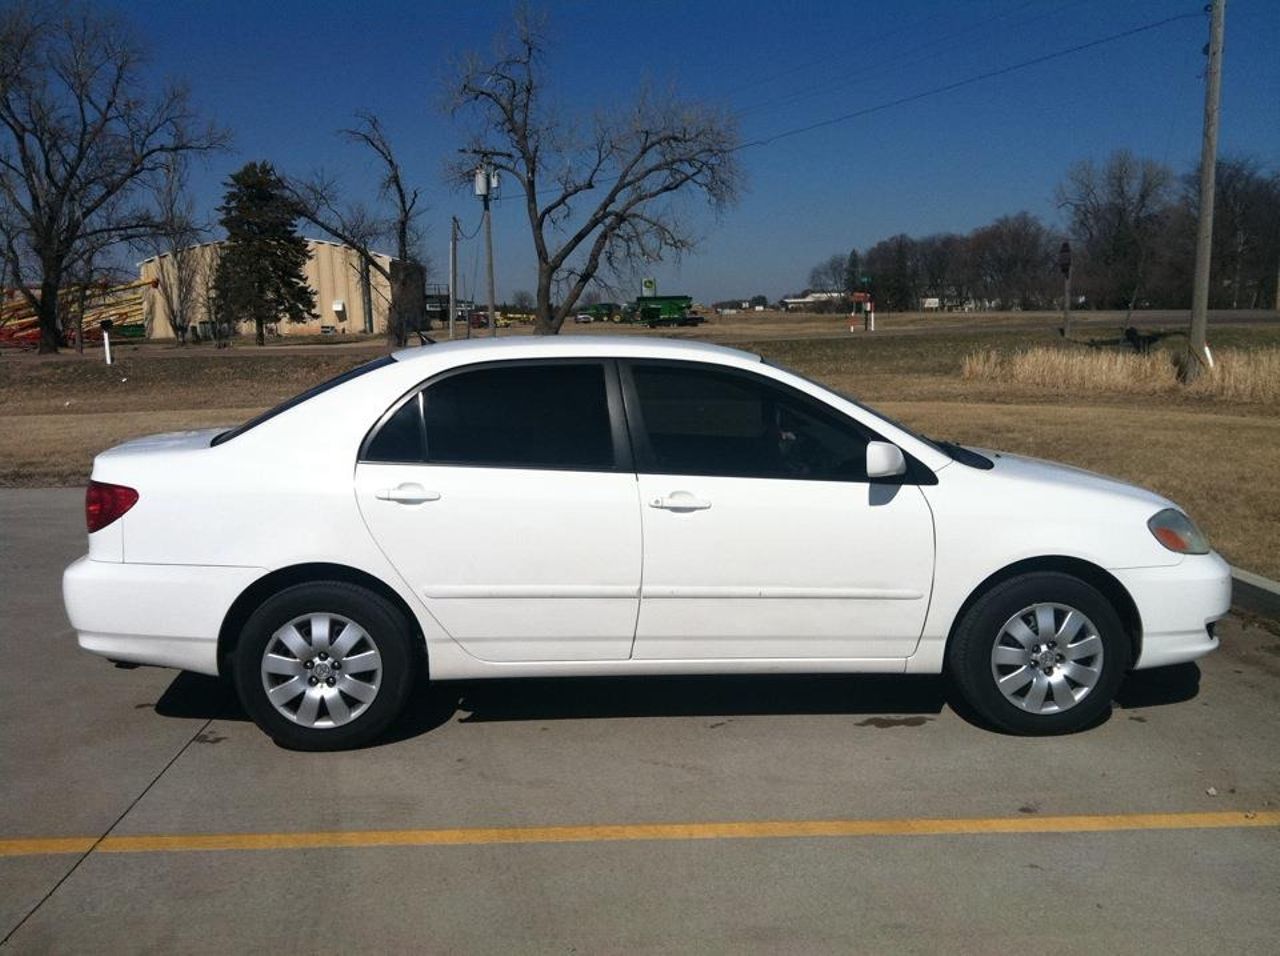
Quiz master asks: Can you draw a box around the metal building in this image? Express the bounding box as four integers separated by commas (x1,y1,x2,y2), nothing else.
140,238,419,340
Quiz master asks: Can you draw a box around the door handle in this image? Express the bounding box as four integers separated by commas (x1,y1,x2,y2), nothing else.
376,484,441,504
649,492,711,512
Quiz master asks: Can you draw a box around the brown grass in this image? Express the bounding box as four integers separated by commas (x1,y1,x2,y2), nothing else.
3,317,1279,578
879,401,1280,581
962,346,1280,404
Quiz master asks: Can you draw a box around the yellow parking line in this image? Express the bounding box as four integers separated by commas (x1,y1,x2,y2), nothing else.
3,811,1277,859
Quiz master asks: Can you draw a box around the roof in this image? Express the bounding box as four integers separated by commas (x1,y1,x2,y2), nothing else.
392,334,760,366
137,237,400,268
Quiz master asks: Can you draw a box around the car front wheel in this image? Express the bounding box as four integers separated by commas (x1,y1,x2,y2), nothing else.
234,581,417,750
948,572,1129,735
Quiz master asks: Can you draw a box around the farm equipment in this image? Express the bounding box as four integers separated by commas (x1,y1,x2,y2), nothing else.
1,278,153,350
629,295,703,328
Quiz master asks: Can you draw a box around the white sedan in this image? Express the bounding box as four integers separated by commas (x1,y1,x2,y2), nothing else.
64,337,1230,749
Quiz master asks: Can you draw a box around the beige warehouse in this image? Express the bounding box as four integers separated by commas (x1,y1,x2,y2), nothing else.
140,238,414,340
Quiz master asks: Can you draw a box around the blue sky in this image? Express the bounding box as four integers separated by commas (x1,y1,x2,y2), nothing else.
105,0,1279,303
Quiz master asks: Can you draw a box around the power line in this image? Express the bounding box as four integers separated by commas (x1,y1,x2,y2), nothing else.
716,2,966,100
731,0,1053,120
456,212,483,241
738,10,1203,150
453,10,1202,208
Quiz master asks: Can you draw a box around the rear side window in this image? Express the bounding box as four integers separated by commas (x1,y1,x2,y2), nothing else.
363,362,616,471
364,393,425,462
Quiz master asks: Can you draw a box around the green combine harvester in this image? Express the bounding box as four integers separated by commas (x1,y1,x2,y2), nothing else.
629,295,703,328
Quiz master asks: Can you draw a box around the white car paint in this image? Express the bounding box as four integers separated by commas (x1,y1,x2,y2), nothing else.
64,336,1229,691
631,473,934,660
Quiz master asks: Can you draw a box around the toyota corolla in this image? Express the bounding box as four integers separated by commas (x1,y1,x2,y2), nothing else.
63,337,1230,749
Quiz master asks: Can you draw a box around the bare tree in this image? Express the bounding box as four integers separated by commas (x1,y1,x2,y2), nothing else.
511,289,534,311
0,3,226,352
963,213,1055,310
196,241,226,346
447,11,741,334
289,113,427,345
1056,150,1174,311
807,254,847,293
1179,157,1280,309
134,158,206,343
863,235,920,311
914,234,963,308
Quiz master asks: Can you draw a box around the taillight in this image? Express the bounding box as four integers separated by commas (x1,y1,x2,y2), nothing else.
86,480,139,533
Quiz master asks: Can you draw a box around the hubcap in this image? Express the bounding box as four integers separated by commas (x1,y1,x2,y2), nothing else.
259,613,382,729
990,603,1104,715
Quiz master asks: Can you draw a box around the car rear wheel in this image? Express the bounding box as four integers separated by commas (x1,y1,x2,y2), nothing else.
948,572,1129,735
234,581,416,750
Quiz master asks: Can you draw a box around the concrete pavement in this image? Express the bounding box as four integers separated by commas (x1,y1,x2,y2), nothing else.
2,488,1278,953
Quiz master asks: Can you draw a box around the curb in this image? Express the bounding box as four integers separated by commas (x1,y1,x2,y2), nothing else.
1232,568,1280,620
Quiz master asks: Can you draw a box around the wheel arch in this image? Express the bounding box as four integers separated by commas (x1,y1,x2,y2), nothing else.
217,563,425,678
944,556,1143,666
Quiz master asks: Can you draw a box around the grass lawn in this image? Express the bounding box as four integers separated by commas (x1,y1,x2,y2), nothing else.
2,318,1278,577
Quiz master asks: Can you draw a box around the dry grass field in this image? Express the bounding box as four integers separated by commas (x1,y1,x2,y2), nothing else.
2,312,1278,577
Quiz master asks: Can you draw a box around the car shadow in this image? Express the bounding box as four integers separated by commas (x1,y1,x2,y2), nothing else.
1116,662,1201,709
451,673,946,723
153,672,456,745
151,663,1202,745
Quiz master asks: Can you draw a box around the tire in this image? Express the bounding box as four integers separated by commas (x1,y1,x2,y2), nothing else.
947,572,1130,735
233,581,417,751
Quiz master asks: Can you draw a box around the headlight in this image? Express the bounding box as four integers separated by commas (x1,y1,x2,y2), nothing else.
1147,508,1210,555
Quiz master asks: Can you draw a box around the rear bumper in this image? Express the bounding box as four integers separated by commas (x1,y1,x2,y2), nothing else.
1113,551,1232,670
62,556,264,676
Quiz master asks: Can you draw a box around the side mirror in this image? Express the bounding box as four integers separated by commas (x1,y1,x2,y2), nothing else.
866,441,906,479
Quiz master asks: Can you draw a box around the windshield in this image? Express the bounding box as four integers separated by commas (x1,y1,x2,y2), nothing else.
211,355,397,446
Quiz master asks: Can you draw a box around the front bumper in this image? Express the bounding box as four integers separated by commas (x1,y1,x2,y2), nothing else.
1112,551,1232,670
63,556,265,676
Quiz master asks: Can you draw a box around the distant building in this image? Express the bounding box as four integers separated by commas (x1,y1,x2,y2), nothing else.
140,238,423,340
781,291,845,311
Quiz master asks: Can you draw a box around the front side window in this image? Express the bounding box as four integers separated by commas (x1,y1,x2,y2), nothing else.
627,362,873,480
364,362,616,471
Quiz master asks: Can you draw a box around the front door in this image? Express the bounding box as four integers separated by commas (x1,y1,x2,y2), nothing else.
623,360,935,660
355,360,641,662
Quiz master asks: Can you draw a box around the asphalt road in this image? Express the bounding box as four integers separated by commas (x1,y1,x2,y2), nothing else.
3,488,1279,953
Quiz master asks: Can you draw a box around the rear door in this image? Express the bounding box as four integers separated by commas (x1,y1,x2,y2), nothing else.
354,360,642,662
623,360,935,661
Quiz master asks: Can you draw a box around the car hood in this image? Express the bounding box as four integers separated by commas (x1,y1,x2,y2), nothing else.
976,449,1175,511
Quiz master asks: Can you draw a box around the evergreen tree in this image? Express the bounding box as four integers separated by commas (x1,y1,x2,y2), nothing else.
844,249,863,293
213,162,315,345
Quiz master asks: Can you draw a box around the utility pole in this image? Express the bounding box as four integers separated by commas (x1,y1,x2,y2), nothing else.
481,173,498,338
461,148,513,339
448,216,459,340
1058,241,1073,338
359,257,374,334
1188,0,1226,378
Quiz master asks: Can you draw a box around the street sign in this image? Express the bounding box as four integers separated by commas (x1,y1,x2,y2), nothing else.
1058,241,1072,277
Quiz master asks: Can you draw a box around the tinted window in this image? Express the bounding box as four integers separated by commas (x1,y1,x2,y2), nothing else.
629,363,871,480
364,393,425,462
417,363,614,470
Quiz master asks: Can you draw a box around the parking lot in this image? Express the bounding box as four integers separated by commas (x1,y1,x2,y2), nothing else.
3,486,1279,953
